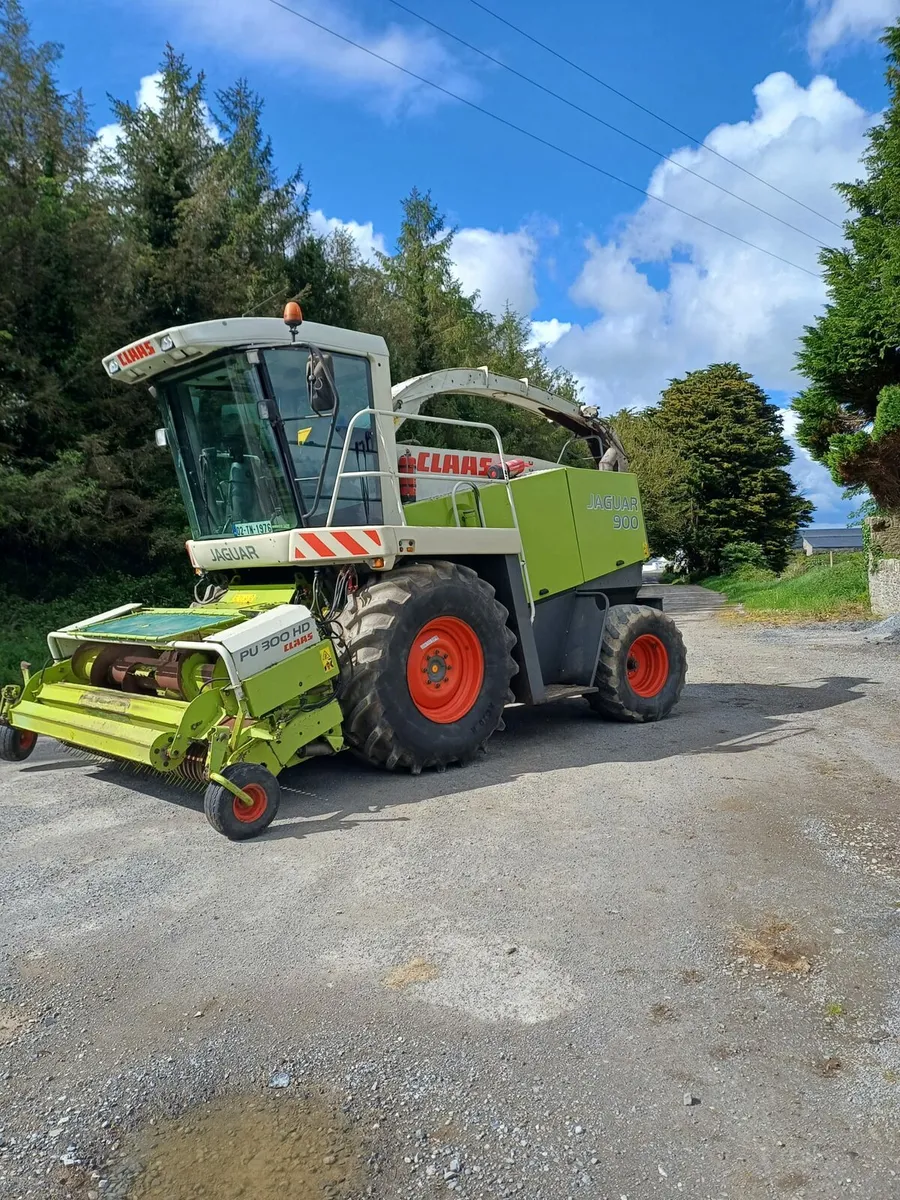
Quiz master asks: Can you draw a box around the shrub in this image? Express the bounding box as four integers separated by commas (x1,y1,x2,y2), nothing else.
719,541,769,575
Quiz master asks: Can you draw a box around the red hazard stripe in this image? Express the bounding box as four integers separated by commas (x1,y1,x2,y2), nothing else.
300,532,336,557
332,531,369,555
364,529,381,545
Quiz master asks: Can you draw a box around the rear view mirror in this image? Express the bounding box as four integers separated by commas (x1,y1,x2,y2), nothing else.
307,350,338,416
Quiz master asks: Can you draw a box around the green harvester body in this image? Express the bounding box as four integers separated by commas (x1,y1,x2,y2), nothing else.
0,315,684,837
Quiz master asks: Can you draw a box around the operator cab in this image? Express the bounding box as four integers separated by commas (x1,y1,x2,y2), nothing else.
157,345,381,539
105,311,387,541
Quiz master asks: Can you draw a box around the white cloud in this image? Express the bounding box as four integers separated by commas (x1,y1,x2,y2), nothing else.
807,0,900,58
136,72,165,112
308,209,386,263
149,0,472,115
546,72,870,417
450,227,539,317
95,71,162,150
528,318,572,349
95,71,221,152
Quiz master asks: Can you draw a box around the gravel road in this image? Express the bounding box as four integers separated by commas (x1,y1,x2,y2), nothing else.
2,598,900,1200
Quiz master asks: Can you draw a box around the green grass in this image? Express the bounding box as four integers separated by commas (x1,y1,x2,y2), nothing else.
703,552,871,620
0,569,192,684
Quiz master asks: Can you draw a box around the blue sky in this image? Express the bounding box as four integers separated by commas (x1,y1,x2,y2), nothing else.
28,0,900,523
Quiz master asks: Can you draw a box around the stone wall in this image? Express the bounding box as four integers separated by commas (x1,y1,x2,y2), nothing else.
868,514,900,615
869,556,900,615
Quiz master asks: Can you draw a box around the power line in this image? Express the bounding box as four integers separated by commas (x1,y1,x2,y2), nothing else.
465,0,843,232
386,0,827,248
263,0,819,278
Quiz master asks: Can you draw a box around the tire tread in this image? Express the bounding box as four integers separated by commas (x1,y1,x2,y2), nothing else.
340,561,517,772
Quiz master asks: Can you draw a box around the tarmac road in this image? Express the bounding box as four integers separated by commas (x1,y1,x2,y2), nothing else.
2,600,900,1200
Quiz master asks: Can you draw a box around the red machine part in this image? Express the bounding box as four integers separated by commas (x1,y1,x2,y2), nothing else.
398,450,417,502
484,458,529,481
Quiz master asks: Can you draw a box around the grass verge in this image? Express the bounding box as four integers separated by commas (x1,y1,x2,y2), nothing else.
703,553,871,621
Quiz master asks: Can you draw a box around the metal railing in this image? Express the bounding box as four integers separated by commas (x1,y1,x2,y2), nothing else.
327,407,536,620
451,481,484,528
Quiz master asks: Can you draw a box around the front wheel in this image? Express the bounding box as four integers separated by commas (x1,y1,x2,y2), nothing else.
588,604,686,722
340,561,517,772
203,762,281,840
0,725,37,762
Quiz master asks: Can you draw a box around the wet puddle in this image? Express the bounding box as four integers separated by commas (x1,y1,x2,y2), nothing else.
116,1092,366,1199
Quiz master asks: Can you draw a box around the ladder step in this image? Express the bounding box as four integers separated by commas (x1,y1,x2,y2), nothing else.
539,684,598,703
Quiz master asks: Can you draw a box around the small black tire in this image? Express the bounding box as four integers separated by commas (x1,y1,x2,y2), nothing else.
588,603,686,723
0,725,37,762
203,762,281,840
340,560,517,772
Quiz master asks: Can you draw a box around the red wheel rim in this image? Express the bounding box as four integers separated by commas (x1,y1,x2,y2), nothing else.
626,634,670,698
406,616,485,724
18,731,36,751
233,782,268,823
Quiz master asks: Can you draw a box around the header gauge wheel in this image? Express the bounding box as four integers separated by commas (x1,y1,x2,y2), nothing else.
204,762,281,840
589,604,686,723
0,726,37,762
340,561,517,773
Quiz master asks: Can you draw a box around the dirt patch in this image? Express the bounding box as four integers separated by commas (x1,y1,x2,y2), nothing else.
710,1043,750,1062
719,606,871,626
383,957,438,991
119,1091,366,1199
718,796,753,813
649,1003,677,1023
775,1171,810,1191
815,1056,843,1078
732,920,814,976
0,1001,32,1045
681,968,705,984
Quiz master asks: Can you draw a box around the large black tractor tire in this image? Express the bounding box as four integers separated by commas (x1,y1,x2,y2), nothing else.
0,725,37,762
588,603,686,723
340,561,517,773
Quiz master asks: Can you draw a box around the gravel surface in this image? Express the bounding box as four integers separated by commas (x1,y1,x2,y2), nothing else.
2,597,900,1200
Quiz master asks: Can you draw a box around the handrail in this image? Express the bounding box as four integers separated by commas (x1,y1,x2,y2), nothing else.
327,407,536,621
451,481,484,528
557,434,603,464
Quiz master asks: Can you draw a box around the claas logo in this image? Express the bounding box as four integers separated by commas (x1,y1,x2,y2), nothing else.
410,450,532,478
117,340,156,367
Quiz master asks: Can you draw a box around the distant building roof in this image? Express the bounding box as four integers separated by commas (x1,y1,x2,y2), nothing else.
801,527,863,549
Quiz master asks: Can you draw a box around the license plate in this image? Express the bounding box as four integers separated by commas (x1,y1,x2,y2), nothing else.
232,520,273,537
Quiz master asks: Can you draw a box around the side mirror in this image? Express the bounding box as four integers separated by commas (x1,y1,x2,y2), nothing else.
307,350,338,416
154,428,168,448
256,398,279,423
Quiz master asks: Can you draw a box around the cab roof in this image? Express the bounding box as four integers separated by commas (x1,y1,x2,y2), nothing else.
103,317,389,385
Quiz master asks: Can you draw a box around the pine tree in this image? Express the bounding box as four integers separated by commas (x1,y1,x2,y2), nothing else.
793,23,900,513
657,363,812,573
104,46,219,329
382,187,450,377
609,409,692,556
0,0,141,588
203,79,305,314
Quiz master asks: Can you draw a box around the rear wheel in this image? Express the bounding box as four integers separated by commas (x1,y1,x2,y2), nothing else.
340,561,517,772
588,604,686,722
203,762,281,840
0,725,37,762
